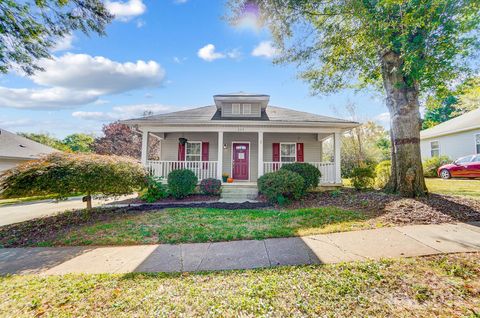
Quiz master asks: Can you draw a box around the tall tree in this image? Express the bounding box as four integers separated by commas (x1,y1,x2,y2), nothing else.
1,0,112,75
229,0,480,197
94,122,142,158
63,133,95,153
94,122,160,159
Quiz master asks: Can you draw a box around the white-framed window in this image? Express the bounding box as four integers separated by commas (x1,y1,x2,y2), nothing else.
243,103,251,114
475,133,480,154
430,141,440,157
232,103,241,115
280,143,296,162
186,142,201,161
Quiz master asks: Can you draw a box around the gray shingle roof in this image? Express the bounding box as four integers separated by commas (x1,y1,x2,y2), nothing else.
0,128,59,160
123,105,357,127
420,107,480,139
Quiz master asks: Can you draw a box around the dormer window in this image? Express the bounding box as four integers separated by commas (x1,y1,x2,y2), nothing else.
232,103,241,115
214,92,270,118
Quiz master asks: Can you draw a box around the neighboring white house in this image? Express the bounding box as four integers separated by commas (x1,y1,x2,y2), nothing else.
0,128,58,172
123,92,359,186
420,107,480,160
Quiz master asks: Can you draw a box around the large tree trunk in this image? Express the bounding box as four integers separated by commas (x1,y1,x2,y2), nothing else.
381,51,427,197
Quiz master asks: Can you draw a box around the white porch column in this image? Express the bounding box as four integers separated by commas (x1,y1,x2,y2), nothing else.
258,131,264,178
141,130,149,166
334,131,342,184
217,131,223,179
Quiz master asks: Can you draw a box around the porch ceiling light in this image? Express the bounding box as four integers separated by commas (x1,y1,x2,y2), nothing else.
223,143,227,149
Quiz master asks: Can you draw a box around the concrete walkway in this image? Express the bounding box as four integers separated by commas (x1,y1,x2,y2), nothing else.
1,222,479,275
0,195,135,226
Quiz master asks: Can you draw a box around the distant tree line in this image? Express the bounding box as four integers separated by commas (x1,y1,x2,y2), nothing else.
20,121,159,160
422,77,480,129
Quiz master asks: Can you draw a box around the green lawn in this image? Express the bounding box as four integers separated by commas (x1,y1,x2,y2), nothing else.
37,207,375,247
425,178,480,198
343,177,480,198
1,253,478,317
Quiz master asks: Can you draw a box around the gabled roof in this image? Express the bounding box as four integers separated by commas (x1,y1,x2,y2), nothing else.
122,105,358,128
0,128,59,160
421,107,480,139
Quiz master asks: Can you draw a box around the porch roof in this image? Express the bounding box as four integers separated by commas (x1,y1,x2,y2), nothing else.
122,105,359,129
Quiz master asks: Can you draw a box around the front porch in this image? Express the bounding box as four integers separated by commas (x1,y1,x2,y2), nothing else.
141,130,343,186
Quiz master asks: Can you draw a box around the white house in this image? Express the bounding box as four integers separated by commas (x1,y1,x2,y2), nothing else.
420,107,480,160
123,92,359,186
0,128,58,172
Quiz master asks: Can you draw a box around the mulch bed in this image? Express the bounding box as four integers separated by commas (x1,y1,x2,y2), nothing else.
284,188,480,225
114,194,220,205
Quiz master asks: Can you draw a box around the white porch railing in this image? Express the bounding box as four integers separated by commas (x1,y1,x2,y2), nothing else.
146,160,218,180
263,162,336,184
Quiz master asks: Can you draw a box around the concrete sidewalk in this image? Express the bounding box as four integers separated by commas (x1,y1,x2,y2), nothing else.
1,222,479,275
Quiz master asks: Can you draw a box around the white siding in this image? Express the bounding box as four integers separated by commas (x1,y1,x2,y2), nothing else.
263,133,323,162
158,132,218,161
0,158,28,172
420,128,480,160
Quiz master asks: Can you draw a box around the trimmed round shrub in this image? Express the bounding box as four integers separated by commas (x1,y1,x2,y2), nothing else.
281,162,321,191
200,178,222,195
167,169,198,199
258,169,304,204
350,166,375,190
422,156,451,177
374,160,391,189
0,152,146,208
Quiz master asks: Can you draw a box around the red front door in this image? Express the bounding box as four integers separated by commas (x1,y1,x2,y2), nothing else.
232,143,249,180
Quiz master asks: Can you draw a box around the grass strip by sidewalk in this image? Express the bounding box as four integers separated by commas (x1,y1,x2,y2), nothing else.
1,253,479,317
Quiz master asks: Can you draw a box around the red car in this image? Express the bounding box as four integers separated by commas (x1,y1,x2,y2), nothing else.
437,154,480,179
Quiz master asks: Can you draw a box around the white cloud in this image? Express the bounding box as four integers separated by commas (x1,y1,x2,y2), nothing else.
251,41,278,58
136,19,146,28
227,48,242,60
197,44,225,62
0,87,98,109
32,53,165,95
374,112,390,128
0,53,165,110
105,0,146,21
173,56,187,64
52,34,74,52
72,104,175,121
0,118,35,129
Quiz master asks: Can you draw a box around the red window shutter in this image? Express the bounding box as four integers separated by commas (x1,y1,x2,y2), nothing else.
178,143,185,161
272,143,280,162
296,143,304,162
202,142,209,161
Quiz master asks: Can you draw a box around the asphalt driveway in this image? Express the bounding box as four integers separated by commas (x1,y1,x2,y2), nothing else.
0,196,132,226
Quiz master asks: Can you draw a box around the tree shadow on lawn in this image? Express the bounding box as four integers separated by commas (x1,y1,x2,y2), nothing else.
290,188,480,226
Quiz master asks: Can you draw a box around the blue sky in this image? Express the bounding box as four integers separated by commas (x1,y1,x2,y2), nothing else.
0,0,388,138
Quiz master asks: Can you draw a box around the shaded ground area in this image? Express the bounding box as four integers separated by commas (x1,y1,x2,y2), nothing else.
2,188,480,247
115,193,220,205
1,253,479,317
287,188,480,225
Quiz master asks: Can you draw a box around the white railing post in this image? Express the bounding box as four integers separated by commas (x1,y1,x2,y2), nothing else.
258,131,264,178
217,131,223,180
141,130,148,166
334,132,342,184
